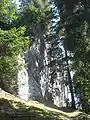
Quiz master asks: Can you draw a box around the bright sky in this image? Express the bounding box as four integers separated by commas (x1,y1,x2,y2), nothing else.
14,0,20,4
13,0,20,8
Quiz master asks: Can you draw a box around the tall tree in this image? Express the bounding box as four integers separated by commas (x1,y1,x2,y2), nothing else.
0,0,18,29
0,0,29,94
52,0,90,111
51,0,76,108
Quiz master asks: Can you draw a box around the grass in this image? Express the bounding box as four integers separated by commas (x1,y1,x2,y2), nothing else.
0,89,90,120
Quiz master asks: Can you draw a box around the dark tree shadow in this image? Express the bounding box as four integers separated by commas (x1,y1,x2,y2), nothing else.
0,98,68,120
0,98,89,120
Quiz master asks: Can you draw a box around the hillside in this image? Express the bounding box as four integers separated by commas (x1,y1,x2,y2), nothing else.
0,89,90,120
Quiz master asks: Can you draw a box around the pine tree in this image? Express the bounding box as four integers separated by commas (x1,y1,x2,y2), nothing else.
52,0,90,111
0,0,29,94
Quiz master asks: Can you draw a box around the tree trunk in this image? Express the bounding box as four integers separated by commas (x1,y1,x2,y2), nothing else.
64,47,76,109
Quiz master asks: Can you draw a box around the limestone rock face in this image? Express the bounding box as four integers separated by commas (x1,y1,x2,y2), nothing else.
18,37,70,107
25,39,45,101
18,55,29,101
18,38,46,101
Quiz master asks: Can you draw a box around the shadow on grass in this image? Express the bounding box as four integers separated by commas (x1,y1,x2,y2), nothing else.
0,98,90,120
41,100,75,113
0,98,66,120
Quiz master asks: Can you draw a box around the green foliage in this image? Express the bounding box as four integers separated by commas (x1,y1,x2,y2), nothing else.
0,0,30,93
53,0,90,111
0,27,29,93
17,0,52,38
0,0,18,24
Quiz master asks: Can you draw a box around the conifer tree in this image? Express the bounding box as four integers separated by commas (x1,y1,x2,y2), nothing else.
0,0,29,94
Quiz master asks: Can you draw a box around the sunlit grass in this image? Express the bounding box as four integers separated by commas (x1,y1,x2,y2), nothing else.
0,89,90,120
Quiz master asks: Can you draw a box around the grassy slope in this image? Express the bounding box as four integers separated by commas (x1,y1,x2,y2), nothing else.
0,89,90,120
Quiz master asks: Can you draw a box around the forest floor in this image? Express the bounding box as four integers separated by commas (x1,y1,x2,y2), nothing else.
0,89,90,120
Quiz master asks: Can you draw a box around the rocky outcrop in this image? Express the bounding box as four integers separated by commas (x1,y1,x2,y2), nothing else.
17,36,71,106
18,36,47,101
